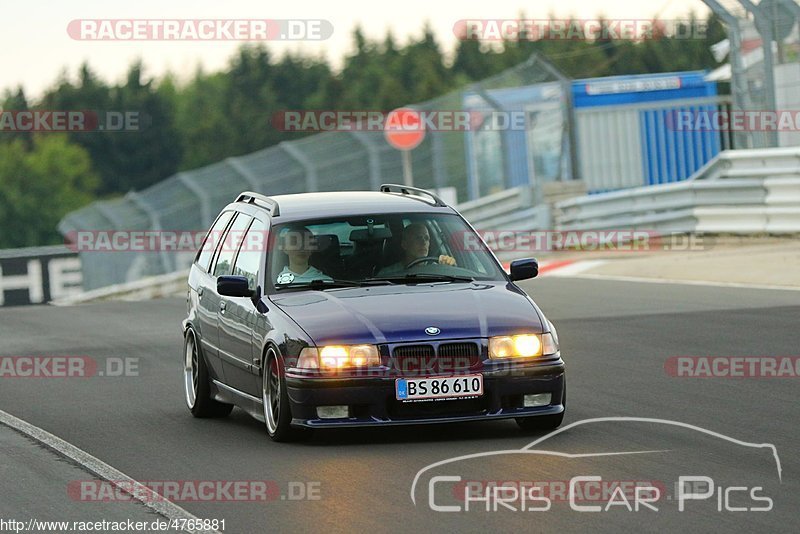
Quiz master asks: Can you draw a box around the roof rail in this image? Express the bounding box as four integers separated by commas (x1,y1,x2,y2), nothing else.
235,191,280,216
379,184,447,207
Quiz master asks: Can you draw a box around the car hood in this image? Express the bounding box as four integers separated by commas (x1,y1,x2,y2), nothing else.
270,282,543,345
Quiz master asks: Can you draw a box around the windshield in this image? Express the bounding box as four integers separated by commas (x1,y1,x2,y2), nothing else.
268,213,506,290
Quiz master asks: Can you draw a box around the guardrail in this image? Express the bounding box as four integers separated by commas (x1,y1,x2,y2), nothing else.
50,270,187,306
455,182,587,261
555,147,800,234
458,186,545,230
26,147,800,305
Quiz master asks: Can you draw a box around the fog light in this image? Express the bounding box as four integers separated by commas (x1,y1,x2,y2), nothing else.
523,393,551,407
316,405,349,419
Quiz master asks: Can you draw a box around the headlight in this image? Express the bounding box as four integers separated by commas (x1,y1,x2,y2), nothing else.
489,333,558,359
295,345,381,370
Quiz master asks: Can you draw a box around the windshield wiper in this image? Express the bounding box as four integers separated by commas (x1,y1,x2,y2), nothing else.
275,278,392,290
366,274,474,284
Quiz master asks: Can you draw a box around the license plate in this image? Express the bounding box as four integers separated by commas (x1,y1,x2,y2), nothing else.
395,374,483,401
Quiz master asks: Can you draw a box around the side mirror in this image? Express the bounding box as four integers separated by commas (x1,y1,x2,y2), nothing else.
217,275,254,298
509,258,538,282
252,285,268,313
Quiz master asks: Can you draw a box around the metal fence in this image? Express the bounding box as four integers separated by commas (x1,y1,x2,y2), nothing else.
59,7,800,291
59,54,570,290
704,0,800,149
575,95,733,193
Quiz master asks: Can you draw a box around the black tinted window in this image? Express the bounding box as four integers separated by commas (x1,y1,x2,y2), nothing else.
212,213,252,278
196,211,233,272
232,218,267,291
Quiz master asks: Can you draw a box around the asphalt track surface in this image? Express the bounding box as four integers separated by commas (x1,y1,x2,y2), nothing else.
0,277,798,533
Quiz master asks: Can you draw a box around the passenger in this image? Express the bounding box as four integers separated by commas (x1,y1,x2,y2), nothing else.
275,226,333,284
378,222,456,275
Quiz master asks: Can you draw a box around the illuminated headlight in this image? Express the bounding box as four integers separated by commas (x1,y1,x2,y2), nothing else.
296,345,381,370
488,333,558,359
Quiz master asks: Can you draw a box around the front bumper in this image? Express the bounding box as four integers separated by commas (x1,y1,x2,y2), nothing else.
285,360,565,428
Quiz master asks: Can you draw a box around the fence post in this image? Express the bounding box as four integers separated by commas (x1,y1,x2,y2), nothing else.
177,172,212,227
349,131,382,190
431,132,448,191
225,157,261,190
738,0,779,148
94,203,125,232
126,191,173,274
281,142,318,192
703,0,755,149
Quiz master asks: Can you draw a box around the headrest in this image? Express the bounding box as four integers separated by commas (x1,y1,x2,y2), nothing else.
312,234,340,255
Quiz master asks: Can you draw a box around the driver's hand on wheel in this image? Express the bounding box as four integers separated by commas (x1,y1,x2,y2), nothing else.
438,255,456,266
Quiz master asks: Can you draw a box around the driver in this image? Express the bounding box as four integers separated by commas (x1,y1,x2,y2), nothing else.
275,226,333,284
378,222,456,275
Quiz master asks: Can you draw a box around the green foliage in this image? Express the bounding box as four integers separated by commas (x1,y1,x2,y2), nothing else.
0,88,33,149
0,136,98,248
40,62,183,195
0,12,730,246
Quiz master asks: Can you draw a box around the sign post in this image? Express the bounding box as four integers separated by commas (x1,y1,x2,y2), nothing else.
384,108,426,187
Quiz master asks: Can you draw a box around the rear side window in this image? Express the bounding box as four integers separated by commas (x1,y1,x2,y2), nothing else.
196,211,234,272
212,214,252,278
232,218,268,291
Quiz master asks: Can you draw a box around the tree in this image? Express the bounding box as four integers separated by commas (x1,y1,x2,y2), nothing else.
3,11,730,203
171,69,238,170
453,38,496,82
104,62,183,192
40,64,114,190
0,87,33,149
40,62,182,195
223,45,282,154
0,136,98,248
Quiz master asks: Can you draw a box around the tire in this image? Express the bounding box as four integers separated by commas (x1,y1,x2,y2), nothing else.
516,381,566,432
262,349,311,442
184,329,233,418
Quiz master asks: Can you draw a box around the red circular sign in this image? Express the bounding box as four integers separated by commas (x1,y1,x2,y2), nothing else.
384,108,425,150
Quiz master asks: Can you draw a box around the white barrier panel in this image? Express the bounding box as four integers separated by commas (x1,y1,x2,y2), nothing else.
555,148,800,234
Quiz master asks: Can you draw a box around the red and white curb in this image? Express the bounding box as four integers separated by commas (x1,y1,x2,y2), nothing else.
502,259,607,277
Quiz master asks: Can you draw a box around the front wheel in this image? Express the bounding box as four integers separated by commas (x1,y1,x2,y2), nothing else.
262,349,310,442
184,330,233,418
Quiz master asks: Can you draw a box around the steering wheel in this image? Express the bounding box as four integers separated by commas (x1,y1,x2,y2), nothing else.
405,256,440,269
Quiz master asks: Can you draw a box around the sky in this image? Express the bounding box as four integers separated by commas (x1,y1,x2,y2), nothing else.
2,0,711,100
